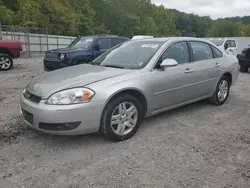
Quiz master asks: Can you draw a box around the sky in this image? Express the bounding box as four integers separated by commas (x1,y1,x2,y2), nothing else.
152,0,250,19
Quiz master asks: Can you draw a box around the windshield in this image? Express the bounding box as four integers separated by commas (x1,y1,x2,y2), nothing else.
92,40,164,69
210,39,224,46
68,37,94,49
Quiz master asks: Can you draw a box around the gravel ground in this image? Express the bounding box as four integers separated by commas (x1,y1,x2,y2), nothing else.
0,57,250,188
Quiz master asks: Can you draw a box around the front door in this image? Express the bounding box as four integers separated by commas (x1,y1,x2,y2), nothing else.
225,40,238,55
93,38,111,58
148,41,198,112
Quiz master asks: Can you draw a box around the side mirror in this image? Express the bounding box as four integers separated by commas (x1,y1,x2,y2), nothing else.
160,59,178,68
94,43,100,51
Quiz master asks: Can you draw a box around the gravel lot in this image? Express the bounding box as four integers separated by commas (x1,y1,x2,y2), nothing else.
0,57,250,188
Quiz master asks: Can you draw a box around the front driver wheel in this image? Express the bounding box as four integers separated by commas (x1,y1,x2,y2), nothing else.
0,54,13,71
210,76,230,105
100,94,143,141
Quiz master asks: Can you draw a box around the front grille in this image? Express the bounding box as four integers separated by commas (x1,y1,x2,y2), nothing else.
23,90,42,103
22,108,33,125
46,52,58,59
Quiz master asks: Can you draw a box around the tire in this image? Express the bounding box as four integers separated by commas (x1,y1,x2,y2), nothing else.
210,76,230,105
0,54,13,71
240,65,248,73
100,94,143,141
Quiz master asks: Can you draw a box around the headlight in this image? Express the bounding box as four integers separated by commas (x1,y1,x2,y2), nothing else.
59,53,65,60
46,88,95,105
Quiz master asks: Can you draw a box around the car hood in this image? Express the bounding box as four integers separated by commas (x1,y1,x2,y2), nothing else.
26,64,132,99
48,47,88,53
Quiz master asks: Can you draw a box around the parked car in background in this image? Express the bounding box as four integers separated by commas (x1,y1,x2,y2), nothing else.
0,40,22,71
209,38,238,55
43,35,130,71
237,48,250,72
132,35,154,40
21,37,239,141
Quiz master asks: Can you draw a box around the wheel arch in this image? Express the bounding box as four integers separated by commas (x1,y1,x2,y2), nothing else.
101,88,149,118
222,72,232,85
0,48,13,57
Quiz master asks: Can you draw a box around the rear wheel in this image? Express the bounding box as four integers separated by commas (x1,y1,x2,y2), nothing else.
240,65,248,73
0,54,13,71
210,76,230,105
100,94,143,141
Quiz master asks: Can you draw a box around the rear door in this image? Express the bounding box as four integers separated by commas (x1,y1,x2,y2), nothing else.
187,41,221,97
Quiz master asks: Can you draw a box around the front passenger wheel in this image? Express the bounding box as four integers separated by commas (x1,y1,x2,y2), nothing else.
210,76,230,105
100,94,143,141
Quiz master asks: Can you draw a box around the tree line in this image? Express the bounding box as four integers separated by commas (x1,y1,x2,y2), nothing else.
1,0,250,38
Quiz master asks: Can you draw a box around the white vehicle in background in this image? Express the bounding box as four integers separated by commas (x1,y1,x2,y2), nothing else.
208,38,238,55
132,35,154,40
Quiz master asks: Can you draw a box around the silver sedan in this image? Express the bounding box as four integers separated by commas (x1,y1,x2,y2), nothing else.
20,37,240,141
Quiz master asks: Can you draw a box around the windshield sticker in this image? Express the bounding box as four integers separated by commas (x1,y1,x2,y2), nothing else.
86,39,93,42
138,62,144,66
141,44,159,49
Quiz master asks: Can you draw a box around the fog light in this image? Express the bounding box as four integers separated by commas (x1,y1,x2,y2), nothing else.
39,122,81,131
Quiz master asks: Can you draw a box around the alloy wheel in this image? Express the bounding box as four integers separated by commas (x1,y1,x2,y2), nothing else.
217,80,229,102
111,102,138,136
0,56,11,70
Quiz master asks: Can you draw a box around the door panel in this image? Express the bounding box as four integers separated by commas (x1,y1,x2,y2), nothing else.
148,41,197,111
188,42,221,97
149,64,198,111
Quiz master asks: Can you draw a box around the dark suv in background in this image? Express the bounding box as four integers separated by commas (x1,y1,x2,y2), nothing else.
44,35,130,71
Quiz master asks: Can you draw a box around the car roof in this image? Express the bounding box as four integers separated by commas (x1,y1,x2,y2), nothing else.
131,37,212,43
95,35,129,39
77,35,129,39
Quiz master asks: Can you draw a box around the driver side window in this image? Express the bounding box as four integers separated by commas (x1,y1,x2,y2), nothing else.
161,42,190,64
224,40,230,48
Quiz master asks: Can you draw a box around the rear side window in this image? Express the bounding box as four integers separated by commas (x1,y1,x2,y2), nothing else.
189,42,213,61
111,38,125,47
229,40,236,47
211,46,223,58
161,42,189,64
97,38,111,50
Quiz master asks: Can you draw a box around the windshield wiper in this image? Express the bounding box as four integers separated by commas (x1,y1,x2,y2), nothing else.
104,65,125,69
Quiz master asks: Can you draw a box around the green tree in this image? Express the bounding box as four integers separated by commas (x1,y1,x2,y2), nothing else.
207,19,240,37
0,1,14,25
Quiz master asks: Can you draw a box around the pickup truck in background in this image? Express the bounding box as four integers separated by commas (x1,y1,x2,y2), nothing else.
208,38,238,55
0,40,22,71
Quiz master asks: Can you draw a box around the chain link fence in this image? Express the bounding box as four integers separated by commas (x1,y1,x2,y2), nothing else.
0,24,48,57
0,24,75,57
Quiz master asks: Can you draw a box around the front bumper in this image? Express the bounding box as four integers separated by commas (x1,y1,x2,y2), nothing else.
20,94,103,135
43,60,68,71
237,54,250,67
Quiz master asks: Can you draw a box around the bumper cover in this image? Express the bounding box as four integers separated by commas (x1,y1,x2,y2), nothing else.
43,60,68,71
237,54,250,67
20,94,103,135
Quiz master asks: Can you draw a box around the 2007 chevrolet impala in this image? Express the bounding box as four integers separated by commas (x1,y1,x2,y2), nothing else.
20,37,239,141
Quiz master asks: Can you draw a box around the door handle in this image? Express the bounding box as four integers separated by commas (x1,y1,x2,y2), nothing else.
184,68,194,73
215,63,221,67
